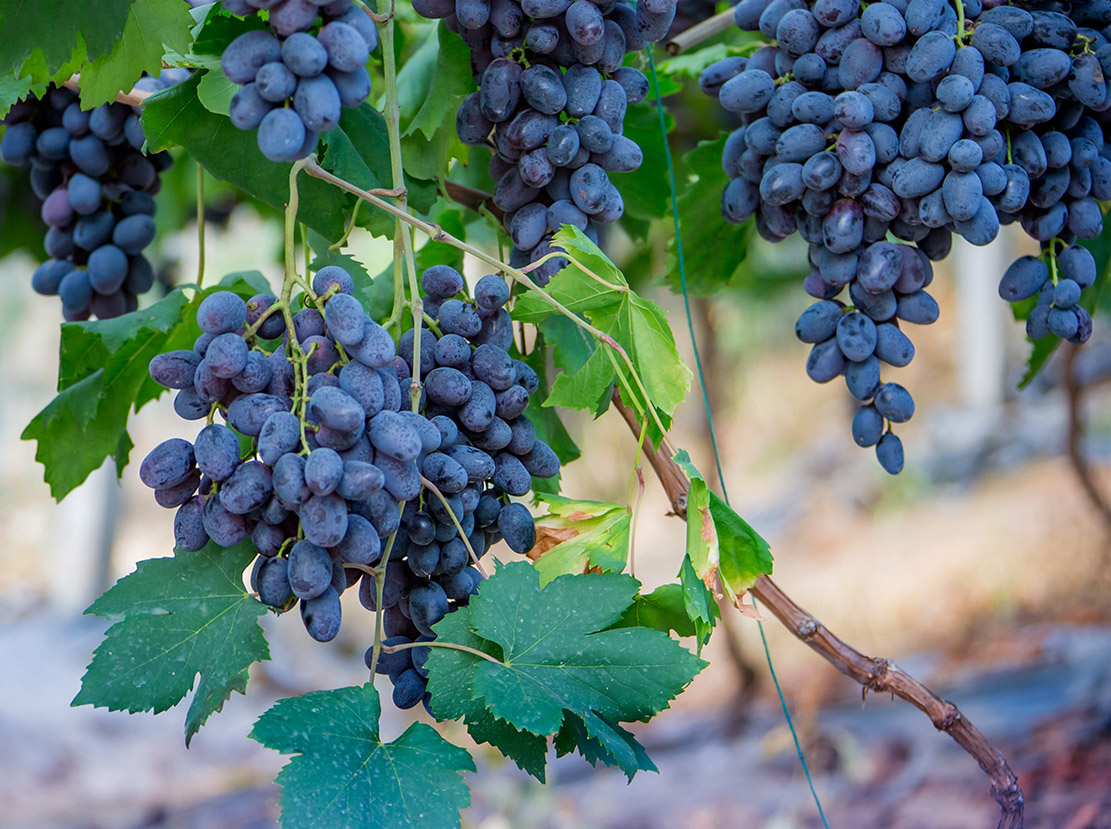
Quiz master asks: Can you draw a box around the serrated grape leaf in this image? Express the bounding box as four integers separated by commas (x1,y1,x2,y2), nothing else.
73,540,269,745
0,72,33,117
530,494,630,585
674,449,773,601
79,0,194,108
667,135,753,295
0,0,134,79
514,228,690,438
612,583,698,638
545,343,615,416
22,289,189,500
554,711,657,780
250,683,475,829
141,73,348,241
467,562,705,737
424,609,548,781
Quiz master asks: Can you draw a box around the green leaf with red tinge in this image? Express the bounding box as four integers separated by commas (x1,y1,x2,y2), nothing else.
73,540,269,745
531,494,630,585
250,683,475,829
673,449,773,602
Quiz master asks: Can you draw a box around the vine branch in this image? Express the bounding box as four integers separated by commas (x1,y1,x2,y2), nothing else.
611,390,1025,829
664,8,739,55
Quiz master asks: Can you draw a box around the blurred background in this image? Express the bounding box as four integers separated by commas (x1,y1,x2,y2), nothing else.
1,12,1110,825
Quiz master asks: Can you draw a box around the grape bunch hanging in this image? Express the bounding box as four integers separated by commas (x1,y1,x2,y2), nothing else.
219,0,379,162
0,78,184,320
703,0,1110,473
140,264,558,711
416,0,677,283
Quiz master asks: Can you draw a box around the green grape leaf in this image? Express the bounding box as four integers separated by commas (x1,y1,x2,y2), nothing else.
616,100,674,225
553,711,656,780
667,136,753,295
531,495,630,585
545,344,614,416
678,554,719,650
319,103,439,237
514,228,690,440
196,66,237,115
426,566,703,781
465,562,704,738
657,43,733,78
22,289,189,500
425,610,548,781
413,209,467,273
73,540,269,745
250,683,475,829
0,73,34,117
141,73,349,241
0,0,134,79
400,22,474,141
78,0,194,108
612,583,699,638
673,449,773,601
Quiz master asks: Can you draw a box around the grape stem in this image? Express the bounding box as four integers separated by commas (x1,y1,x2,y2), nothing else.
282,159,317,454
381,639,504,665
375,0,425,415
419,475,489,578
367,501,406,677
302,158,670,440
522,251,629,293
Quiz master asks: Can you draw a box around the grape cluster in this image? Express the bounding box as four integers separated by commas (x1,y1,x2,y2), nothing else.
219,0,378,162
0,83,179,320
416,0,675,283
140,263,557,711
702,0,1110,473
